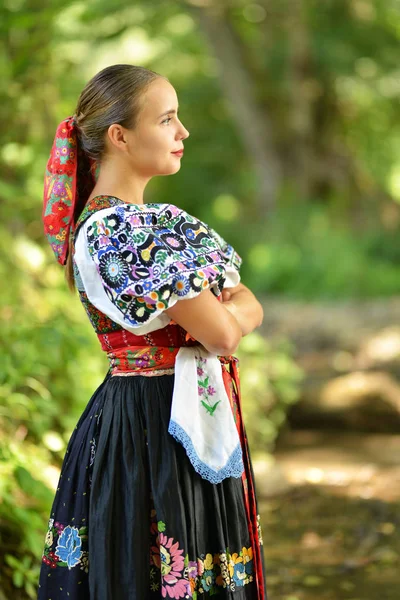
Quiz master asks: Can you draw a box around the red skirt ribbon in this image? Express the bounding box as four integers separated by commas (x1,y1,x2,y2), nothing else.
220,356,265,600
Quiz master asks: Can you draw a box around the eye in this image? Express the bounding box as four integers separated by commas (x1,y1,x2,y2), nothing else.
162,116,172,125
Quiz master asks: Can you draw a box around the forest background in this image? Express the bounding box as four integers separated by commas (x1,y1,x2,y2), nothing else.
1,0,400,598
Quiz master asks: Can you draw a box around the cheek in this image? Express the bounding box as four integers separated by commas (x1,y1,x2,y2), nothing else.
132,130,175,167
145,133,170,155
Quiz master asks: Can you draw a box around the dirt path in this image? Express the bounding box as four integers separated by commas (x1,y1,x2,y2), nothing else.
259,431,400,600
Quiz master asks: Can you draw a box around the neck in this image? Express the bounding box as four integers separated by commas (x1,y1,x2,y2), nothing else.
89,157,151,205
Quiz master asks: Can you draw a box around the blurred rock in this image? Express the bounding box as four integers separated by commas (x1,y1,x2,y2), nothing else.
259,297,400,431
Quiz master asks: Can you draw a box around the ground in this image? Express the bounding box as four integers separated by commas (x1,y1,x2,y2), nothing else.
260,431,400,600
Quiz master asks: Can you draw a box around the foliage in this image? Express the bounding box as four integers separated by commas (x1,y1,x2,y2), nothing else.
237,332,304,452
243,202,400,298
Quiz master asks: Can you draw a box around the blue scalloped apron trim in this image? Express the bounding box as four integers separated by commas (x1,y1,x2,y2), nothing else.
168,420,244,484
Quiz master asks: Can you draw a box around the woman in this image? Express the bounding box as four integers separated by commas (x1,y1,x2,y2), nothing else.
38,63,267,599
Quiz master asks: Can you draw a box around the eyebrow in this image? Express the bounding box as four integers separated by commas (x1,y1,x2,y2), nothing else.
158,107,179,119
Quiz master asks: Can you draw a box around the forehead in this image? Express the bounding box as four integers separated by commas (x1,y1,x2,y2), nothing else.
140,78,178,117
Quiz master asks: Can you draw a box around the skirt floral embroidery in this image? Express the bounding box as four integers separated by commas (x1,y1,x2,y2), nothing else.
37,371,267,599
149,510,255,597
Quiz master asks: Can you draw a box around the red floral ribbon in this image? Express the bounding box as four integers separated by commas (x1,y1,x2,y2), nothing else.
108,344,179,375
42,116,97,265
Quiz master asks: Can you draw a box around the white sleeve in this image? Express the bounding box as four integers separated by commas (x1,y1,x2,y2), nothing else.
73,205,231,335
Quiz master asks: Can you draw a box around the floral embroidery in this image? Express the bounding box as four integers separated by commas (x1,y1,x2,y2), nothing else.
42,513,255,588
80,550,89,573
75,195,122,228
42,518,88,571
73,197,241,330
99,250,130,287
43,117,81,265
78,291,121,334
201,224,242,274
55,525,83,569
149,511,254,597
196,357,220,416
109,345,174,372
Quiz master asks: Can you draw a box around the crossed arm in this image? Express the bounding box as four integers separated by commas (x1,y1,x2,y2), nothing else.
165,281,264,357
220,282,264,337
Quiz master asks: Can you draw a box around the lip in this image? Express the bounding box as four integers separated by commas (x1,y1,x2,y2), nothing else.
171,149,184,156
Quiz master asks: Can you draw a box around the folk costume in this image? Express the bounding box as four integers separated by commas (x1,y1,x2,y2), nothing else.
37,116,267,599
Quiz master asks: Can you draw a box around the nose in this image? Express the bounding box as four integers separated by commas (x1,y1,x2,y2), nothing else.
178,122,190,140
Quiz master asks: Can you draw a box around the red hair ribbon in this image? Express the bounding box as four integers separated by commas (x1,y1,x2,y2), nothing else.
42,116,97,265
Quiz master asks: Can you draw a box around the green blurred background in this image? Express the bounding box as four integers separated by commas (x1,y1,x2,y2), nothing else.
1,1,400,598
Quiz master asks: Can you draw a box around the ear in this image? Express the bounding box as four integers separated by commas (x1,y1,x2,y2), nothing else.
106,123,128,152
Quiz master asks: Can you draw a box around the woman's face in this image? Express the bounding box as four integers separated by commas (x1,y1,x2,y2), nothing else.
113,77,190,177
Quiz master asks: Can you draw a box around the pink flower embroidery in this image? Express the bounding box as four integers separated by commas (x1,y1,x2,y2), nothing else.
127,214,143,227
169,205,181,217
197,557,205,576
54,521,65,535
98,234,110,248
152,532,189,598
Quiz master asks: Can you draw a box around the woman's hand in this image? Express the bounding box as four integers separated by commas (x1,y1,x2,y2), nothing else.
165,288,242,356
220,284,263,336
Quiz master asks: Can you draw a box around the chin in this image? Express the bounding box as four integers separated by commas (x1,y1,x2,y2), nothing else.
160,163,182,176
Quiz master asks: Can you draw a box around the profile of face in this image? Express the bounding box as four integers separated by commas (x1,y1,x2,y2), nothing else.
106,78,190,178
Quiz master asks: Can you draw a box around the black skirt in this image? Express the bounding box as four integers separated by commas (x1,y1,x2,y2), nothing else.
37,371,267,599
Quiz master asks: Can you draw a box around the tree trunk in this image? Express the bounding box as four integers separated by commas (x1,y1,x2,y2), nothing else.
188,3,282,215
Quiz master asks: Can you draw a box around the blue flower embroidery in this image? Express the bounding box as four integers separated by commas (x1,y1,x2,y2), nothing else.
201,569,215,591
55,525,82,569
185,228,196,240
233,562,248,586
185,260,198,270
244,559,253,575
143,280,154,291
173,276,191,297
